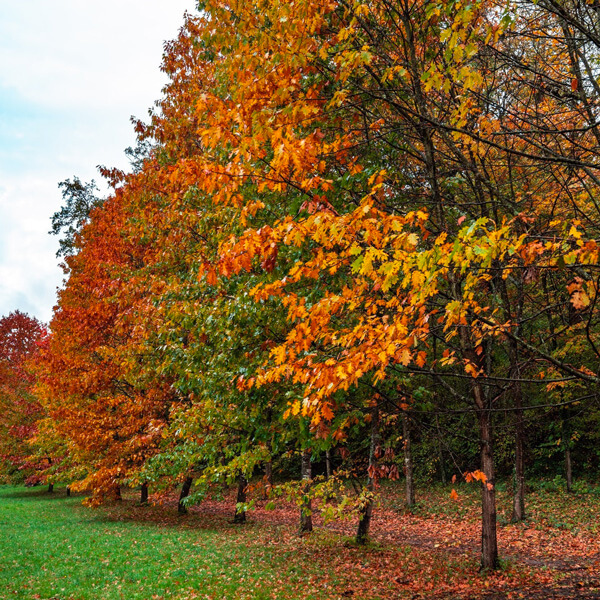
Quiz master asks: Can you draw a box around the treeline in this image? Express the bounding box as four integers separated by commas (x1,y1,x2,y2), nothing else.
2,0,600,570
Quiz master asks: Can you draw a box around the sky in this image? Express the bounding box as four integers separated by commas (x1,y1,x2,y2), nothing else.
0,0,197,324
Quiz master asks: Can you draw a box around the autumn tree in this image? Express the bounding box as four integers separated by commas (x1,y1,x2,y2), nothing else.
34,0,600,572
37,184,181,503
0,311,48,484
158,0,600,568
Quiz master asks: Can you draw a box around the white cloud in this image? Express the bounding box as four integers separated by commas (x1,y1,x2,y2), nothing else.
0,178,63,323
0,0,194,109
0,0,197,323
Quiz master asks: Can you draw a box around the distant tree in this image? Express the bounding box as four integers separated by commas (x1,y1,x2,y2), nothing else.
124,133,155,174
50,177,103,258
0,311,47,484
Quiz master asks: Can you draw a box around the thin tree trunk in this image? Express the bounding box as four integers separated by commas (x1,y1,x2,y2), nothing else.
563,408,573,493
47,483,54,493
140,482,149,505
234,474,247,524
512,396,526,521
66,486,71,497
565,446,573,493
300,450,313,533
178,477,193,514
325,450,332,480
509,336,526,522
508,333,526,522
114,485,122,501
402,411,415,507
356,405,380,544
435,414,446,484
461,322,498,569
499,271,526,523
477,397,499,570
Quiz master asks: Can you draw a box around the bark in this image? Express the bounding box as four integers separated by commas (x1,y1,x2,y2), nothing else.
140,482,149,505
453,295,499,570
234,474,247,524
114,485,122,501
507,326,526,522
512,396,526,522
66,486,71,497
300,450,313,533
477,395,499,570
178,477,193,514
509,341,526,522
460,316,498,569
325,450,332,480
402,411,415,507
563,408,573,493
565,446,573,493
500,278,526,522
435,414,447,484
47,483,54,493
356,405,380,544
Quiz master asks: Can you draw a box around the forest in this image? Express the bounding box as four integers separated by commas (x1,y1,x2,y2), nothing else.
2,0,600,597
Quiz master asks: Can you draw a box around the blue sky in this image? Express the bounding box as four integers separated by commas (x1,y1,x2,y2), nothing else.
0,0,196,323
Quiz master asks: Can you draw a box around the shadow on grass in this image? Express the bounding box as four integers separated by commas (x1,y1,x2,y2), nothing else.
0,486,86,501
85,498,270,540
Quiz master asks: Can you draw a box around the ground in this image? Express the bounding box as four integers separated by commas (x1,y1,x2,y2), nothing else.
0,481,599,599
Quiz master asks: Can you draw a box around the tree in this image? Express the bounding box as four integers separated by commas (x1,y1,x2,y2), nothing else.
51,177,103,258
37,187,179,504
33,0,600,571
0,311,47,484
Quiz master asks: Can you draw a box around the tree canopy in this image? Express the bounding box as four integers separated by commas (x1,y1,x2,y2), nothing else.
3,0,600,571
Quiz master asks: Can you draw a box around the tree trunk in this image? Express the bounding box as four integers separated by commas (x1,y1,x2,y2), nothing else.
459,305,499,569
508,333,526,522
66,486,71,497
435,414,446,484
563,409,573,493
356,405,380,544
47,483,54,493
565,446,573,493
512,398,526,522
477,398,499,570
402,411,415,507
178,477,193,514
325,450,332,480
140,482,149,505
114,485,122,501
499,274,526,523
234,474,247,524
300,450,313,533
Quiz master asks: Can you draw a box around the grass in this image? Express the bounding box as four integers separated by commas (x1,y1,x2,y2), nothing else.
0,486,344,600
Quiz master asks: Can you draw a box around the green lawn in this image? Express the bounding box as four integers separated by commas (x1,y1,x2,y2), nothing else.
0,486,337,600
